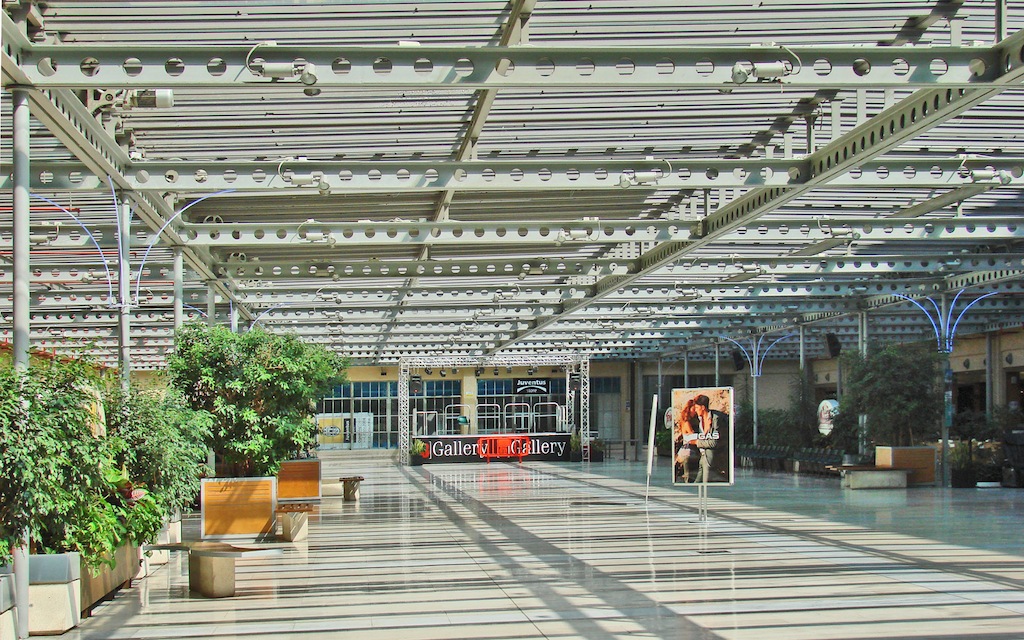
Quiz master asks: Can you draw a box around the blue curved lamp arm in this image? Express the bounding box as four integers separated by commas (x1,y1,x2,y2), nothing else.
717,335,753,372
949,291,998,351
893,293,942,350
29,194,114,302
757,333,796,374
182,303,208,317
134,189,236,303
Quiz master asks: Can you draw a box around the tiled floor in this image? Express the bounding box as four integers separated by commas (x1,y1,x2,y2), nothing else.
69,451,1024,639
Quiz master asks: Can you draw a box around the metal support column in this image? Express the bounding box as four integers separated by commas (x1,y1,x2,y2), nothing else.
11,85,32,640
752,373,759,446
714,344,721,387
172,248,184,330
798,325,806,373
206,282,216,325
941,295,952,487
986,331,995,422
683,351,689,388
398,361,410,464
858,311,868,456
118,198,132,390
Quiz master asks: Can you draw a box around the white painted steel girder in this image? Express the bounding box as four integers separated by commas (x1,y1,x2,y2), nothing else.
7,158,1022,192
160,216,1024,249
5,37,1007,89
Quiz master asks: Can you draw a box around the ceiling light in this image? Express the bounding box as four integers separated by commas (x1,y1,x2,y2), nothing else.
131,89,174,108
731,60,791,84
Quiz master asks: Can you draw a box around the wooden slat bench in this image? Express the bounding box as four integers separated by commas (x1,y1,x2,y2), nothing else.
146,542,282,598
274,502,318,542
339,476,364,502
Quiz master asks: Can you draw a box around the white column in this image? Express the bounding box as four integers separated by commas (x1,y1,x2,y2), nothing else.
173,247,184,330
118,198,132,389
12,85,32,640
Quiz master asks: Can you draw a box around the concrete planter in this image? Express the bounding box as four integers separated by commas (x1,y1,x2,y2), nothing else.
0,544,139,635
1,574,16,640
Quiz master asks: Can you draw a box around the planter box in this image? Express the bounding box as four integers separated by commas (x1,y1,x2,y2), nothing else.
81,543,138,616
0,545,141,635
277,459,321,501
1,574,15,640
875,446,936,485
201,477,277,541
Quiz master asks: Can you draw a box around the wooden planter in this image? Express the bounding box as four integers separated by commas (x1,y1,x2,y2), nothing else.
875,446,936,485
201,477,277,541
277,459,321,501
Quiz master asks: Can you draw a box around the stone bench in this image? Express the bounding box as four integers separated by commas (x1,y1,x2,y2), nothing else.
147,542,282,598
828,465,912,489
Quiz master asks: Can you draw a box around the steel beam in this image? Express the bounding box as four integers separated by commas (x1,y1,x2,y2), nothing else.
6,157,1022,192
4,35,1006,89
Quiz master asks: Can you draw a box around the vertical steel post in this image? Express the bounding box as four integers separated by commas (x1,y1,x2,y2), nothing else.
683,351,689,388
941,295,952,487
985,331,994,422
714,343,720,386
858,312,868,456
12,85,32,640
206,282,216,325
173,248,184,330
118,198,132,390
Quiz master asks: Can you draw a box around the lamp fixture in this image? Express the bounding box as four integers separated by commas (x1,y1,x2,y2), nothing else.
970,168,1013,185
245,41,319,94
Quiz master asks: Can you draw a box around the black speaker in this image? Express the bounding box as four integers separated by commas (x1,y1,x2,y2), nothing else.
569,373,581,392
731,349,746,372
410,375,423,395
824,333,842,358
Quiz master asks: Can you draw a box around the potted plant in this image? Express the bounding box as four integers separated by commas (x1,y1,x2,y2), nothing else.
410,439,428,465
949,442,977,488
831,343,944,483
654,428,672,457
569,432,604,462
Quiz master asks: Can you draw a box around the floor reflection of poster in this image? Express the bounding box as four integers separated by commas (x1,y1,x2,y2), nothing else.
671,387,734,485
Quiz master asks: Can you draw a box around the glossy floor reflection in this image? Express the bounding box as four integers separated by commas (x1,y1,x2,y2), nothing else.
69,451,1024,639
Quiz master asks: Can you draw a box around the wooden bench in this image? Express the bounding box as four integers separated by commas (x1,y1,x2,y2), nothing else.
146,542,282,598
339,476,364,502
827,464,912,489
274,502,318,542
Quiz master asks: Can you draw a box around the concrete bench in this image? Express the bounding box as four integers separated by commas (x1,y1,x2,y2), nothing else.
274,502,318,541
340,476,364,501
147,542,282,598
828,465,912,489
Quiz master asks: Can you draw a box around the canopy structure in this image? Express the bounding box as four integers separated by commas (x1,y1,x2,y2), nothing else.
2,1,1023,371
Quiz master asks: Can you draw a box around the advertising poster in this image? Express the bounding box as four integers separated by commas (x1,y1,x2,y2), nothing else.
671,387,735,485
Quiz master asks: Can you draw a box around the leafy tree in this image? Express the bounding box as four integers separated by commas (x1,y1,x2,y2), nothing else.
831,343,944,447
105,385,213,514
168,323,348,476
0,357,145,569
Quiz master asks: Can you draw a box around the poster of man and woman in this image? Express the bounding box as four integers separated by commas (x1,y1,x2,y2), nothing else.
669,386,735,485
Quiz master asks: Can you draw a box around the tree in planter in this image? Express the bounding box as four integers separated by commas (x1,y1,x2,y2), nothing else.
0,357,162,570
104,385,213,515
168,322,348,477
830,343,945,449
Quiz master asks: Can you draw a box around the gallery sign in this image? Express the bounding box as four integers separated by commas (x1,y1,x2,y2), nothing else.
515,378,550,395
417,433,570,463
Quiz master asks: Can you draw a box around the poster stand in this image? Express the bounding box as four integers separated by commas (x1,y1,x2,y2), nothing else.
697,480,708,522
